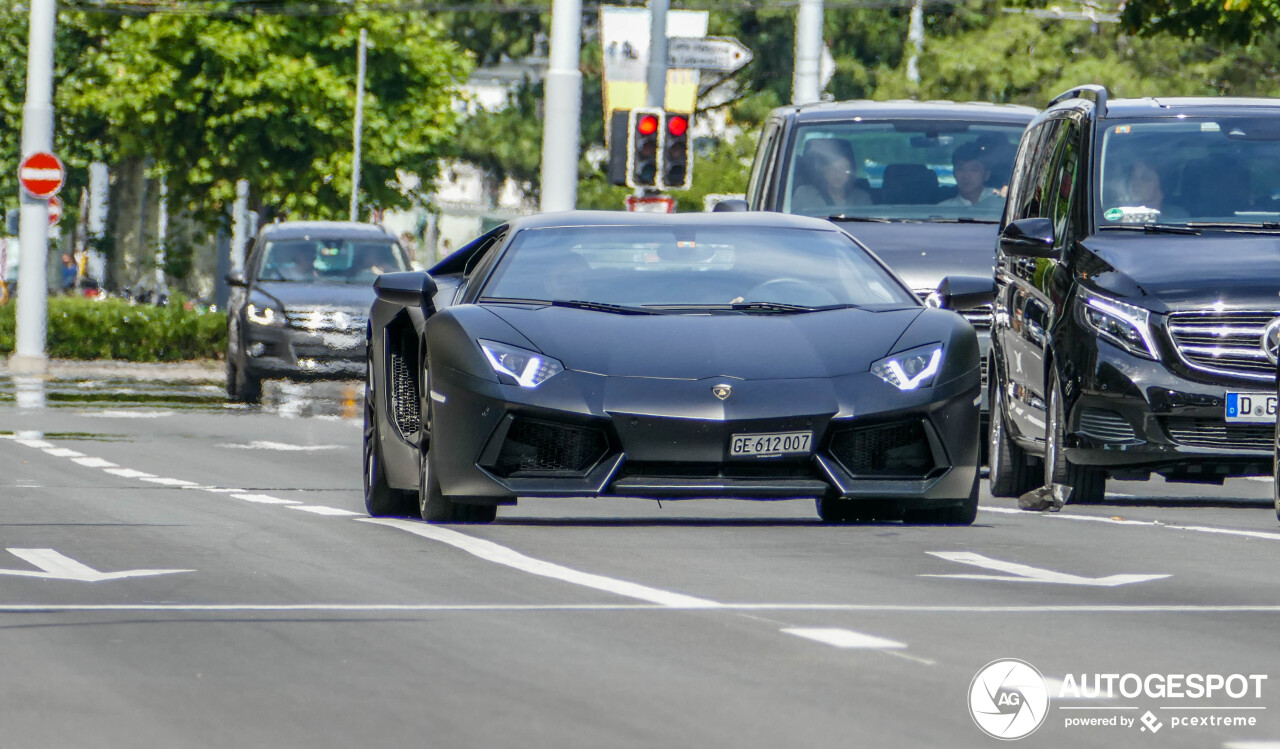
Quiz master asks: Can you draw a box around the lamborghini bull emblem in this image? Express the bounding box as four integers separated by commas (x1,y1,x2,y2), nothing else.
712,384,733,400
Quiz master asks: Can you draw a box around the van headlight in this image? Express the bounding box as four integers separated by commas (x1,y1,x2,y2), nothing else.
1080,295,1158,359
872,343,944,390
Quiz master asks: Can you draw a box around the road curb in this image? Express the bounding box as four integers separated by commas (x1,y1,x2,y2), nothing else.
0,358,223,381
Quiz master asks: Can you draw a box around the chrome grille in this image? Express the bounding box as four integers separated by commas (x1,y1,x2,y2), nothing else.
1078,407,1139,444
961,305,994,329
284,306,368,333
1163,418,1274,451
1166,311,1280,381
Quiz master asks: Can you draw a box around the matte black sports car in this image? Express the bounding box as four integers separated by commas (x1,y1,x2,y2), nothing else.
363,212,989,524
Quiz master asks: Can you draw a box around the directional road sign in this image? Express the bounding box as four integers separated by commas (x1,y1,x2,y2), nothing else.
18,151,65,199
667,36,753,73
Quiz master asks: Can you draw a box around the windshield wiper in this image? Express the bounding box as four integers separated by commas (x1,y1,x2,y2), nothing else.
919,217,999,224
480,297,662,315
1184,221,1280,233
828,215,896,223
1099,223,1202,235
648,302,860,314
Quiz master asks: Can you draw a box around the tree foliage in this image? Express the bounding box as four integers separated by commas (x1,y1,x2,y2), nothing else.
1118,0,1280,44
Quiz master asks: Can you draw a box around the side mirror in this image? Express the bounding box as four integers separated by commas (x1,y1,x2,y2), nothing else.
225,271,247,287
999,217,1057,258
712,199,749,213
932,275,996,311
374,270,438,308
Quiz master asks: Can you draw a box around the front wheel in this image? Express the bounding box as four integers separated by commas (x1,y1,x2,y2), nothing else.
1045,372,1106,505
988,364,1038,498
419,446,497,524
363,371,415,517
902,472,979,526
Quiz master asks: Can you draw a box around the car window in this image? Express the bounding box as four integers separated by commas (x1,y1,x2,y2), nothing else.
1015,119,1064,222
257,239,406,284
747,121,781,210
778,119,1028,221
1049,121,1082,244
1096,115,1280,227
480,225,919,310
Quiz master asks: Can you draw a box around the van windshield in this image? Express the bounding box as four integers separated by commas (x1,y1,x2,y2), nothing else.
1096,116,1280,228
781,120,1028,222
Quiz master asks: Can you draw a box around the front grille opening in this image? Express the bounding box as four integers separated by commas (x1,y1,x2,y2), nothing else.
390,352,420,435
495,417,609,477
1167,311,1279,381
1078,407,1139,444
1162,418,1275,451
828,420,937,478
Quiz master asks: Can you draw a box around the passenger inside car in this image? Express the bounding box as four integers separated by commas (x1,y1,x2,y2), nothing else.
791,138,872,214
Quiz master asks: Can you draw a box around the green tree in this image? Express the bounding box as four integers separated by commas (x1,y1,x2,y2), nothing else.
1118,0,1279,44
64,8,470,223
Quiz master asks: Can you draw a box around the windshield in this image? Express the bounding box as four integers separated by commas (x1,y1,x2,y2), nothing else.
1097,116,1280,227
781,119,1028,222
480,226,918,310
257,239,406,284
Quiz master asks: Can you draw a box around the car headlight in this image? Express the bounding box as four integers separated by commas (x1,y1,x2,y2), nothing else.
1079,295,1157,359
246,302,283,326
871,343,944,390
479,340,564,388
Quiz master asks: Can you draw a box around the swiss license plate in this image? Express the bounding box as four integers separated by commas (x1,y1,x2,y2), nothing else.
1225,391,1278,423
730,431,813,457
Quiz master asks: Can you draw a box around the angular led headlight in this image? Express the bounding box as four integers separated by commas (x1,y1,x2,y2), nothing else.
246,302,283,326
1080,295,1158,359
479,340,564,388
871,343,944,390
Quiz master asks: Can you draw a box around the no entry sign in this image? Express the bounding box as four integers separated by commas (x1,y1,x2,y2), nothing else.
48,195,62,226
19,152,65,199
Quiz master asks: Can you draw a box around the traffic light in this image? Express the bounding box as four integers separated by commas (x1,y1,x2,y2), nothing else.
660,113,692,190
627,108,663,189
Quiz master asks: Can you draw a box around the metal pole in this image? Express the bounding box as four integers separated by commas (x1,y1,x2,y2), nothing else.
12,0,57,372
793,0,823,105
539,0,583,213
349,28,367,222
155,175,167,298
230,179,250,273
645,0,669,109
907,0,924,91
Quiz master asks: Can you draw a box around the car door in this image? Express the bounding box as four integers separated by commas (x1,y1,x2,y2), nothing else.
995,117,1064,446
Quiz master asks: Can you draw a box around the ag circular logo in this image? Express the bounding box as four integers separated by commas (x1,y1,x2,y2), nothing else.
969,659,1051,740
1261,318,1280,365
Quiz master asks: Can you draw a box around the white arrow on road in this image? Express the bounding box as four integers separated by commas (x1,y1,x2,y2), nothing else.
0,549,192,582
921,551,1169,587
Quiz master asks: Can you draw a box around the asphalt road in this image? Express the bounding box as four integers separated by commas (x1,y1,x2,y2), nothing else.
3,374,1280,748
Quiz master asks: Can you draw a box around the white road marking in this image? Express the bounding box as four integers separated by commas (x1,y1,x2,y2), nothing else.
0,548,192,582
781,627,906,649
230,493,301,505
289,505,362,517
71,456,117,468
219,441,343,451
1224,743,1280,748
43,447,86,458
981,506,1280,542
922,551,1170,587
362,518,722,609
2,602,1280,613
104,468,157,479
141,477,200,487
80,410,173,419
1246,477,1273,483
15,439,53,449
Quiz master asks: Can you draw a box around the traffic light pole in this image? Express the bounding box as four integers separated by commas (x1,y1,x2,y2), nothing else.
645,0,668,110
12,0,57,373
540,0,583,213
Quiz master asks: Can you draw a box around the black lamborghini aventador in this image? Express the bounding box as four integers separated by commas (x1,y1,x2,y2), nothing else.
362,212,990,525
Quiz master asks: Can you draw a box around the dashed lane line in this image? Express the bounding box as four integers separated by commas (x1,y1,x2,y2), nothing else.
781,627,906,649
980,506,1280,542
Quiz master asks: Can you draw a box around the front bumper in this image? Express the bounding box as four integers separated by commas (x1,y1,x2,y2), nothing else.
1062,339,1274,480
423,364,981,506
242,323,366,380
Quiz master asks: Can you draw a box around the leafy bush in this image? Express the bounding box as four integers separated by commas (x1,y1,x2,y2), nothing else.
0,295,226,361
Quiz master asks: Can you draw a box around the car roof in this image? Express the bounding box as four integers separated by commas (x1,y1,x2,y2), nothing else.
504,211,842,232
778,99,1037,125
1099,97,1280,119
259,220,395,241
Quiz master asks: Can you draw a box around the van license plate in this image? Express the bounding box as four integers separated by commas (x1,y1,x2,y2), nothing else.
1225,391,1277,423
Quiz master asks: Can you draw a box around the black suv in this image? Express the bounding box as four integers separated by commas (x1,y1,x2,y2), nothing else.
740,100,1036,415
225,221,412,402
988,86,1280,507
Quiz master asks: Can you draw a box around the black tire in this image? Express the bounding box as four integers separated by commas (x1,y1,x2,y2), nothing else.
418,400,497,524
902,472,980,526
1046,371,1107,505
226,353,263,403
988,363,1039,498
363,369,415,516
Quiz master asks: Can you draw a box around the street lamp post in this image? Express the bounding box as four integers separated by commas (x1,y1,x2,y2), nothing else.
350,28,368,223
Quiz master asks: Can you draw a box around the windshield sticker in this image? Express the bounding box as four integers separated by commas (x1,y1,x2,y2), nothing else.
1104,206,1162,223
1113,125,1131,135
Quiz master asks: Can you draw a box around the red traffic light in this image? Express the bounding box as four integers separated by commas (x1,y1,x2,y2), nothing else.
636,114,660,136
667,115,689,137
